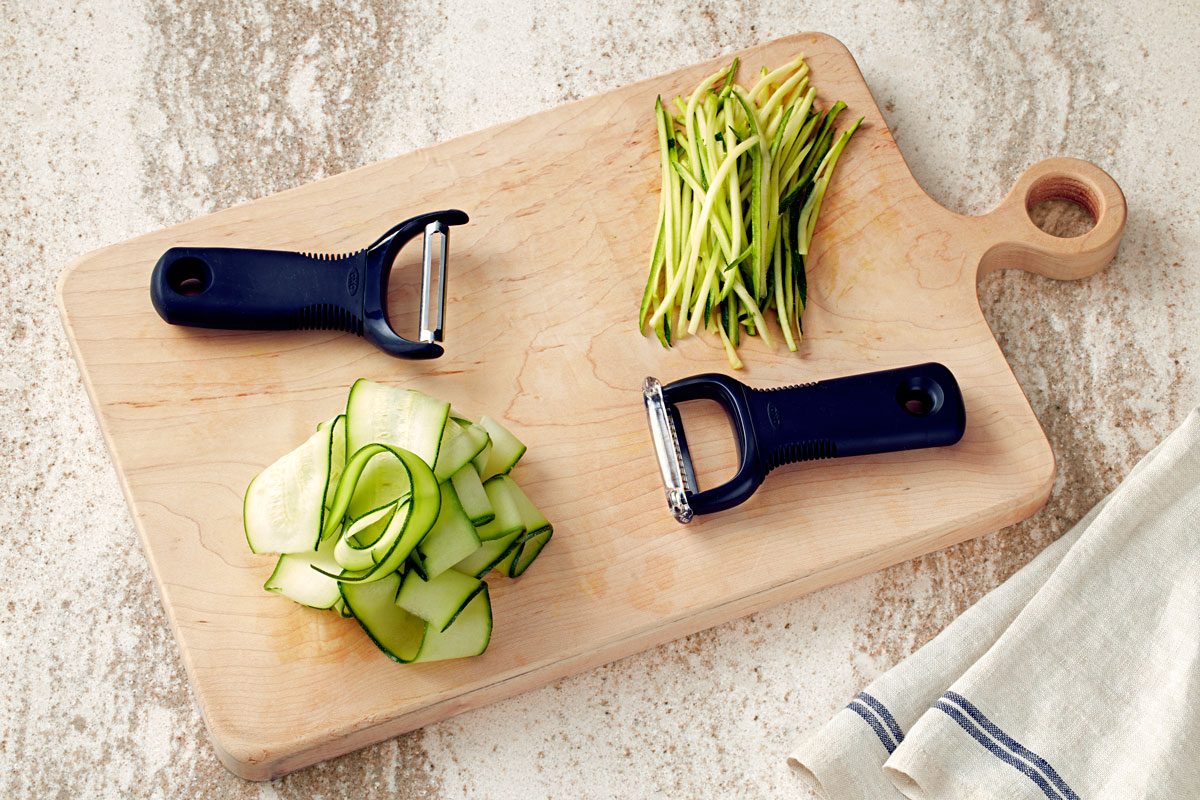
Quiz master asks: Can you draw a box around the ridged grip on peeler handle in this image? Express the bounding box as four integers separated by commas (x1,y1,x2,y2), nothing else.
746,362,966,471
150,247,365,334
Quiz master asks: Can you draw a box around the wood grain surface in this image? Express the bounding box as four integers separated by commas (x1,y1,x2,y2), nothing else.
57,32,1125,779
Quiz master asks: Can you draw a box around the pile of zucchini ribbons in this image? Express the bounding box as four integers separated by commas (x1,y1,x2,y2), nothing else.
244,379,552,664
638,54,863,367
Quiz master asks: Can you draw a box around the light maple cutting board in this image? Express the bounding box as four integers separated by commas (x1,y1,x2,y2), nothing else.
58,33,1125,779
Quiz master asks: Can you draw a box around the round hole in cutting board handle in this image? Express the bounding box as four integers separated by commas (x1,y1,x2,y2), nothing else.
165,256,213,296
896,377,944,417
1025,175,1098,238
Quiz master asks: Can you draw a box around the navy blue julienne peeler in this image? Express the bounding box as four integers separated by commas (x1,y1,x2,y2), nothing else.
642,363,966,523
150,210,469,358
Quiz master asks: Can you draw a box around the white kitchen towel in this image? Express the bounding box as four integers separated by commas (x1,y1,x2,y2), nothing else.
789,408,1200,800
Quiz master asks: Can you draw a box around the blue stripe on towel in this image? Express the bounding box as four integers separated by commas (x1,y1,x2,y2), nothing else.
942,692,1080,800
934,700,1065,800
856,692,905,744
846,700,897,754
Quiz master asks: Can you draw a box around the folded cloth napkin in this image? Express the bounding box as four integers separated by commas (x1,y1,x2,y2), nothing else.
790,408,1200,800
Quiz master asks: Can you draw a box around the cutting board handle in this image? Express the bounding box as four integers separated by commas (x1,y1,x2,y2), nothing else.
977,157,1126,281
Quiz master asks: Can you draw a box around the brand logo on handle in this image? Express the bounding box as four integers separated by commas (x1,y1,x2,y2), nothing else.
347,268,360,296
767,401,781,430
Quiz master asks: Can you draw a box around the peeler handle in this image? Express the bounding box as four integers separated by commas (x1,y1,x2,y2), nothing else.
150,247,364,334
747,362,966,470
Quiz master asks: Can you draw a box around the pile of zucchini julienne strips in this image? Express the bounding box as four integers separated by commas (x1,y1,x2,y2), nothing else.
243,379,552,664
638,54,863,368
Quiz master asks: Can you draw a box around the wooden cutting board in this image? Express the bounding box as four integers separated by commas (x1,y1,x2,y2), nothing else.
58,32,1125,779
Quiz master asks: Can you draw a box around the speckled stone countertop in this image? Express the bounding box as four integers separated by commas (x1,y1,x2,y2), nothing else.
3,1,1198,797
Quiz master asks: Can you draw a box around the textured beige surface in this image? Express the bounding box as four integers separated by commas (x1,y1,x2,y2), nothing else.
2,1,1197,797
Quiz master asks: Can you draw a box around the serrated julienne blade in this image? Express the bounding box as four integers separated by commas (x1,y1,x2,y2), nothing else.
642,377,694,524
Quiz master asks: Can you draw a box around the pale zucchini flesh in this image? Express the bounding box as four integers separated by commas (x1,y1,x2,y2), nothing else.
450,464,495,526
433,417,490,481
477,416,526,480
397,569,484,632
245,423,337,554
346,445,415,520
471,441,491,475
264,533,343,608
413,588,492,662
346,379,449,468
334,501,399,572
473,475,525,542
454,528,523,578
415,481,482,580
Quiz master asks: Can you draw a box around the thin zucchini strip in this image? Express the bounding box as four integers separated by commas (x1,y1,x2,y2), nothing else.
799,117,864,254
473,476,525,542
340,574,427,663
647,135,759,330
317,414,347,511
748,53,806,103
492,480,553,578
346,379,449,469
433,417,489,481
731,87,771,299
334,501,399,571
683,65,728,188
450,464,495,526
639,96,673,332
510,529,553,578
477,416,526,479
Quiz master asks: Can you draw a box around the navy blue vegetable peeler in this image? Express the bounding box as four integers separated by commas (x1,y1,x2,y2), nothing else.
642,363,966,523
150,209,469,359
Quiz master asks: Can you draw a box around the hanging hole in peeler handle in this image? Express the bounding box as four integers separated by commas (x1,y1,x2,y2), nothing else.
978,157,1126,282
165,256,212,296
896,375,944,417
